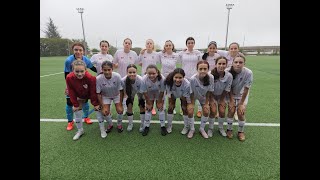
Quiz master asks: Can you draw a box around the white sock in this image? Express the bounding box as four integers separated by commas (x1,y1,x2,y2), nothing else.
117,114,123,126
227,118,233,130
167,114,173,127
140,113,145,127
128,115,133,125
158,110,165,127
189,117,195,130
145,111,152,127
208,117,214,129
200,116,208,130
74,110,83,130
218,117,224,129
96,111,105,129
238,120,245,132
183,115,189,128
106,114,112,126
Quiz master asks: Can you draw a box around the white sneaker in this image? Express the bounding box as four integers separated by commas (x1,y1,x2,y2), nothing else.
139,124,144,133
181,127,189,135
173,109,176,115
73,129,84,140
127,123,133,131
167,125,172,133
207,128,213,137
199,129,209,139
219,128,227,137
187,129,195,139
100,130,107,138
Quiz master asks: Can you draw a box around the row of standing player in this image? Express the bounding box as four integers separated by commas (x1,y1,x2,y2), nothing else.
64,37,251,140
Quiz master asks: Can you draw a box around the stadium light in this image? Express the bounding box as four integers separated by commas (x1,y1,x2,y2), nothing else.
76,8,87,55
225,3,234,50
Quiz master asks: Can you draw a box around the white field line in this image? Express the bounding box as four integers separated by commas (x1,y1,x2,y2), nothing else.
40,72,64,78
40,119,280,127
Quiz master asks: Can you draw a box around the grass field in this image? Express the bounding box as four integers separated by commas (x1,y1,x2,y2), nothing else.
40,55,280,179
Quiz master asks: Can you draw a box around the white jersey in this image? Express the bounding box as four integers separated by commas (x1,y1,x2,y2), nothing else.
96,72,123,98
166,78,192,100
113,49,138,77
178,50,202,79
121,75,143,97
159,52,179,78
141,74,165,100
190,73,215,102
204,53,221,71
216,50,239,68
138,51,160,76
90,53,113,74
225,67,253,99
213,70,233,96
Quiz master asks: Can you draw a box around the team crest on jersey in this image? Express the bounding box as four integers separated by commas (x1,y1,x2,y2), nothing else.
129,57,132,59
240,77,243,81
83,84,88,89
144,56,147,58
121,57,124,59
152,56,154,59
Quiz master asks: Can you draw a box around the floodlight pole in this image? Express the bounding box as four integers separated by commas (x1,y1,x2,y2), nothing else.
225,4,234,50
76,8,87,55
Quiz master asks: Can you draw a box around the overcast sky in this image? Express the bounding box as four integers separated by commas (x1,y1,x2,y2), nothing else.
40,0,279,50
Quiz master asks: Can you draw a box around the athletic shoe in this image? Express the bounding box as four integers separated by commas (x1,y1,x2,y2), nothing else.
100,127,107,138
161,126,167,136
187,129,195,139
199,129,208,139
181,127,189,135
238,132,245,141
106,125,113,133
166,125,172,133
84,117,93,124
73,129,84,140
127,123,133,132
226,129,233,139
142,127,150,136
173,109,176,115
139,124,144,133
117,125,123,133
218,128,227,137
207,128,213,137
66,121,74,131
